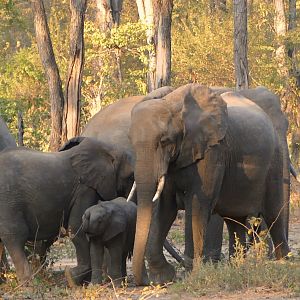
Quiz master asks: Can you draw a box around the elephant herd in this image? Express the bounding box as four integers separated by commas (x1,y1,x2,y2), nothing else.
0,84,296,287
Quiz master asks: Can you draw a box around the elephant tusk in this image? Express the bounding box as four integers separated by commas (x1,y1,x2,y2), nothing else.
152,176,165,202
127,181,136,202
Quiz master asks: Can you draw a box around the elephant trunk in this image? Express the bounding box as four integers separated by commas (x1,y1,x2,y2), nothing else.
133,156,157,285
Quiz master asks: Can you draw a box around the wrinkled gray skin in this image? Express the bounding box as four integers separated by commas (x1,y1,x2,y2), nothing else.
64,86,176,285
202,86,291,261
82,197,143,284
129,84,290,285
0,116,17,283
0,137,129,283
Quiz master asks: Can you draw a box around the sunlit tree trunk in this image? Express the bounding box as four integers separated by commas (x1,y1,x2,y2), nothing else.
288,0,300,88
233,0,249,90
62,0,87,142
136,0,172,92
31,0,64,151
153,0,173,88
288,0,300,171
274,0,289,81
136,0,155,91
96,0,124,31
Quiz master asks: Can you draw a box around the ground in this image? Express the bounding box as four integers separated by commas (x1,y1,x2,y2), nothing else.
0,178,299,299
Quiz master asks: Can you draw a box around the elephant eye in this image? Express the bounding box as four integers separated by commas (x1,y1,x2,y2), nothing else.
160,136,171,147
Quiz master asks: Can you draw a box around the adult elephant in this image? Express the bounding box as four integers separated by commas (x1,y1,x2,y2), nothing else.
203,86,293,261
63,86,176,285
129,84,290,285
0,137,131,282
0,115,17,283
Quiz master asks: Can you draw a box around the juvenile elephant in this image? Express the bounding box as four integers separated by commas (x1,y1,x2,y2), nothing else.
129,84,290,285
82,197,138,284
0,137,125,283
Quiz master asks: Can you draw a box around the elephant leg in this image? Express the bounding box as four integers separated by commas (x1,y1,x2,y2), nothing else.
224,217,246,258
103,248,111,279
66,187,98,286
90,239,104,285
264,169,290,259
2,236,31,283
203,214,224,262
121,253,127,278
146,189,177,284
108,242,123,285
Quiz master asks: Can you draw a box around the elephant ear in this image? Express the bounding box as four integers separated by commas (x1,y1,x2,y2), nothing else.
176,85,228,169
102,203,127,242
70,138,118,200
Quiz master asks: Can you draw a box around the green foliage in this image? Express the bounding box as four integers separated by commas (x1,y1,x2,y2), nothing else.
81,20,150,124
0,0,299,150
172,0,235,87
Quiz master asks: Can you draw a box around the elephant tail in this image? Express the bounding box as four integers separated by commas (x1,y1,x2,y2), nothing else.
163,239,184,264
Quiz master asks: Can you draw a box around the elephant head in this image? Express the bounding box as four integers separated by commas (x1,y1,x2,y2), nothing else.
82,201,126,241
129,84,228,284
61,137,129,201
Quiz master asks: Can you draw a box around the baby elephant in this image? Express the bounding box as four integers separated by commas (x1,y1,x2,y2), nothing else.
82,197,136,284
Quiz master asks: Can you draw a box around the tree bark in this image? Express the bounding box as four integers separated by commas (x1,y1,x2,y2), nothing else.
136,0,173,92
31,0,64,151
153,0,173,89
62,0,87,142
288,0,300,87
96,0,124,31
233,0,249,90
136,0,155,91
274,0,289,79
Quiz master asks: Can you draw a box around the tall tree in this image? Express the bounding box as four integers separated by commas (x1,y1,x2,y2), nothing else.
62,0,87,142
233,0,249,90
288,0,300,88
31,0,64,151
288,0,300,171
153,0,173,89
136,0,173,92
274,0,289,83
96,0,124,31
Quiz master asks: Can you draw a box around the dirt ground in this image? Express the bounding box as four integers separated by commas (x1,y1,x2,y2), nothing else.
1,179,299,299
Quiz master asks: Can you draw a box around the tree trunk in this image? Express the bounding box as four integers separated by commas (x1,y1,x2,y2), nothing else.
96,0,123,31
31,0,64,151
288,0,300,88
274,0,289,79
62,0,87,142
233,0,249,90
136,0,173,92
153,0,173,89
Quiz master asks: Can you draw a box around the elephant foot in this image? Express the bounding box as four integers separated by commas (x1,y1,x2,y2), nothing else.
148,261,175,284
65,265,91,287
183,255,193,272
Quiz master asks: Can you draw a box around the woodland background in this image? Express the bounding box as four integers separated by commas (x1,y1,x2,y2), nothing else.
0,0,299,168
